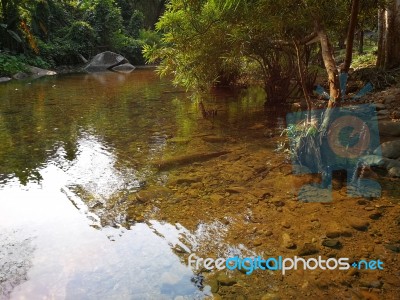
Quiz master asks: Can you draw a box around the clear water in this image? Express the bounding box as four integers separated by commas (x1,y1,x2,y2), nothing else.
0,70,280,299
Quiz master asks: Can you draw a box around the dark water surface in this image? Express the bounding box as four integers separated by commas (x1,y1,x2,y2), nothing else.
0,70,281,299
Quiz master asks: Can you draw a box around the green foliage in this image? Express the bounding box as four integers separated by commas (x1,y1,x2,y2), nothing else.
128,10,144,38
0,52,27,76
111,32,144,64
88,0,124,46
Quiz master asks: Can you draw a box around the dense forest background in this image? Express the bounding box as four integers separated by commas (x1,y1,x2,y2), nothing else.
1,0,399,100
0,0,165,75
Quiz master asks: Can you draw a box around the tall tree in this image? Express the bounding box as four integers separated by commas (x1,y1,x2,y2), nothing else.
377,0,400,69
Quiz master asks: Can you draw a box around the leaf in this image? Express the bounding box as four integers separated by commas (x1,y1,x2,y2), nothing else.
7,30,23,43
0,23,7,29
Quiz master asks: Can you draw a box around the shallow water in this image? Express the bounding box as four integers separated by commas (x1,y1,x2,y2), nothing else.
0,70,283,299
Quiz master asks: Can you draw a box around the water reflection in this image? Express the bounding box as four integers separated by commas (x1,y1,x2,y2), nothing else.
0,70,279,299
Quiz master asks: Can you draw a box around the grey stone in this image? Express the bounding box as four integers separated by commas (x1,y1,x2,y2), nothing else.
0,77,11,83
85,51,129,72
298,243,318,256
375,140,400,159
388,167,400,177
12,72,29,80
111,63,135,73
360,155,386,167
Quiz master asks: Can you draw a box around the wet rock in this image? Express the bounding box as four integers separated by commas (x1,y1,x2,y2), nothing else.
0,77,11,83
282,233,296,249
273,200,285,207
384,243,400,253
348,218,369,231
360,155,386,167
111,63,135,73
217,274,237,286
326,228,352,238
261,293,281,300
253,239,263,247
388,167,400,177
136,186,171,203
264,230,273,237
298,243,319,256
378,121,400,137
375,140,400,159
281,221,291,229
225,186,247,194
322,239,341,249
85,51,129,72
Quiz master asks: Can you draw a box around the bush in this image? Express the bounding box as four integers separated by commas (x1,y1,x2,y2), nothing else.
0,52,28,76
111,33,143,64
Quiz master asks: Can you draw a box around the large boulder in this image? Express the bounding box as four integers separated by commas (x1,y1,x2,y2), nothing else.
84,51,129,72
111,63,135,73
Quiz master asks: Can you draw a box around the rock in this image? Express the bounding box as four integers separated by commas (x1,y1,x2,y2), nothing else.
12,72,29,80
326,228,352,238
216,274,237,286
282,233,296,249
84,51,129,72
360,155,386,167
349,218,369,231
378,121,400,137
384,243,400,253
322,239,341,249
298,243,318,256
111,63,135,73
253,239,263,247
369,212,382,220
364,206,375,211
29,66,56,78
374,103,387,110
281,221,291,229
388,167,400,177
0,77,11,83
225,186,247,194
375,140,400,159
385,158,400,169
261,293,281,300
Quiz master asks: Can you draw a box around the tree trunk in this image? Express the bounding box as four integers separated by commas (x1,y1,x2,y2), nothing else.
343,0,360,73
377,0,400,69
